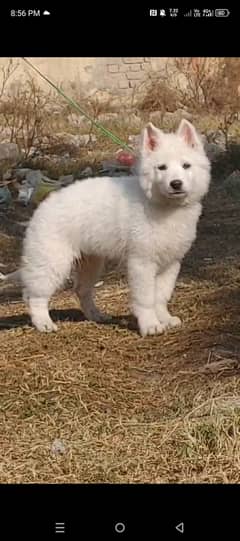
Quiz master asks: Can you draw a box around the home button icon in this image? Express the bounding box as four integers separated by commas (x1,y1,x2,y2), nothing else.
114,522,126,533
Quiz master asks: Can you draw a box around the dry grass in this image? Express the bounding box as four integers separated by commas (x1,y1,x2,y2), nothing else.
1,173,240,484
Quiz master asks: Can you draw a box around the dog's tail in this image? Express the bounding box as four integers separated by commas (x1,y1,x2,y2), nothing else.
0,269,22,284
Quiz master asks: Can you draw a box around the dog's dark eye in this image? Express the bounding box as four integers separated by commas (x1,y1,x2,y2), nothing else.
158,164,167,171
182,163,191,169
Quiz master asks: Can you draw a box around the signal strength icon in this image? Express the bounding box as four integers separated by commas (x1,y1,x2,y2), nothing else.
184,10,192,17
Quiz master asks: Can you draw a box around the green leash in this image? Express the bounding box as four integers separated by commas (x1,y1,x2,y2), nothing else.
22,57,135,154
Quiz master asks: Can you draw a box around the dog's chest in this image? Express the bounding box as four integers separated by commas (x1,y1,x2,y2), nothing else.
145,207,199,266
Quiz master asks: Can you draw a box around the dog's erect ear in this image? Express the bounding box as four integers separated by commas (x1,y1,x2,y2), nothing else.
177,119,202,150
142,123,162,152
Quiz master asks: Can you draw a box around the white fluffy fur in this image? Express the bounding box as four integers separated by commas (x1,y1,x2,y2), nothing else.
0,120,211,336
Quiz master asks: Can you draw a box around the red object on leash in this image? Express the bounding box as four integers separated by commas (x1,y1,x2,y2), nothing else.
116,150,136,167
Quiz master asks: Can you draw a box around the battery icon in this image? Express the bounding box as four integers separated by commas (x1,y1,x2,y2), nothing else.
215,9,230,17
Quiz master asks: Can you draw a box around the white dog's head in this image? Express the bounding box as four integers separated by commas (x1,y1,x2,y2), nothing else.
138,119,211,205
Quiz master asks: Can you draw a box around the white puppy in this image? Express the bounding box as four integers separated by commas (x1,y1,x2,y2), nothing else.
0,120,211,336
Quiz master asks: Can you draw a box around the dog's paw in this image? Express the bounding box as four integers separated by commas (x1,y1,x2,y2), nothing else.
156,315,182,331
166,315,182,328
33,317,58,333
138,313,165,337
155,307,182,330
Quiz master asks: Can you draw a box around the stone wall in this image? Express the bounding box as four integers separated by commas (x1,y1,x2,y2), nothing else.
0,57,168,99
102,57,153,91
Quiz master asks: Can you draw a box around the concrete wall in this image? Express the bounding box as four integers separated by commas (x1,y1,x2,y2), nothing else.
0,57,168,98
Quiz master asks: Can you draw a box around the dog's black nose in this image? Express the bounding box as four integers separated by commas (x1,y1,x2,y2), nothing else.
170,179,182,191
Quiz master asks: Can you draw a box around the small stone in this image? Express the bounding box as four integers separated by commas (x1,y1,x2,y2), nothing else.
18,186,34,205
94,281,104,288
25,169,43,187
51,439,66,455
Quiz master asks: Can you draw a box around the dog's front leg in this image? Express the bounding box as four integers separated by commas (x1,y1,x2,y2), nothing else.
155,261,181,329
128,257,164,337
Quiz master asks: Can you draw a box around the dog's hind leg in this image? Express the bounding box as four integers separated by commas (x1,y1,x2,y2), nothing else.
22,244,74,332
73,255,111,323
